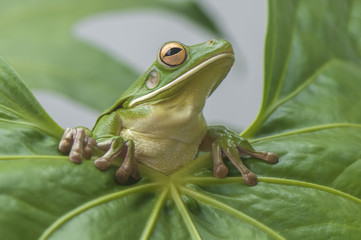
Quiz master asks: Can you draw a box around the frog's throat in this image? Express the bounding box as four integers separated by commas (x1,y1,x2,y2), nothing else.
128,53,234,108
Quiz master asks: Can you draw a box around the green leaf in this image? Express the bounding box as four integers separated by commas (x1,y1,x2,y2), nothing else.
243,0,361,138
1,0,361,239
0,54,62,153
0,0,220,110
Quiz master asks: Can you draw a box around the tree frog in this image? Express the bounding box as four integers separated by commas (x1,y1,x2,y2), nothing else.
59,39,278,186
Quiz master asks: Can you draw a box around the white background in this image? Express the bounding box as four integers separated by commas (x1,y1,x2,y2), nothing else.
34,0,267,132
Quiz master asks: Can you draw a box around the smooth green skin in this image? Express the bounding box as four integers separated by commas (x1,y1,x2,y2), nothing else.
89,39,261,177
1,1,361,240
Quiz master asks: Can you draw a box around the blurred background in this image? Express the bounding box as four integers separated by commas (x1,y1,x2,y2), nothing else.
8,0,267,132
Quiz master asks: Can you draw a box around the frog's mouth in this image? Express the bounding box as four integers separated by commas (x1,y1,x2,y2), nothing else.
128,52,234,108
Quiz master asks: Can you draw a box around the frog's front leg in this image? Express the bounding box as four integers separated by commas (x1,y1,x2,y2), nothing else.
94,137,140,184
59,111,140,184
200,125,279,186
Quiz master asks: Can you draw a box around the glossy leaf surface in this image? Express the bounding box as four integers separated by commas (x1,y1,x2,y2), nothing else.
1,1,361,239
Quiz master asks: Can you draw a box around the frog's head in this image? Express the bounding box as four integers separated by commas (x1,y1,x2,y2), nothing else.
122,39,234,112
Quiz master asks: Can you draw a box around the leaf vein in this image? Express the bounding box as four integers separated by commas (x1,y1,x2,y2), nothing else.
0,117,59,138
269,60,335,116
140,186,170,240
183,176,361,204
180,187,286,240
0,155,66,160
279,221,361,235
270,1,301,105
250,122,361,143
170,184,201,240
39,183,160,240
259,177,361,204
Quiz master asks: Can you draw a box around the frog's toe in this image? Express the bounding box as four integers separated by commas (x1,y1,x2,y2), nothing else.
83,145,92,160
242,172,258,186
130,164,141,180
264,152,279,163
115,167,130,184
83,137,96,159
59,127,96,164
213,164,228,178
58,128,74,154
94,158,111,171
237,146,279,165
67,128,87,163
69,151,83,164
59,141,72,154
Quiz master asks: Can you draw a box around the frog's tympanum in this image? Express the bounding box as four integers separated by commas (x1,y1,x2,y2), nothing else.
59,40,278,186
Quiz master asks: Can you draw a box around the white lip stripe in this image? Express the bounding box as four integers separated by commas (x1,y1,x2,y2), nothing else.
128,53,234,107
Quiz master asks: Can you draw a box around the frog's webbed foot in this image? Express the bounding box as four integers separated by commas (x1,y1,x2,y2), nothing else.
207,126,279,186
59,128,95,164
94,137,140,184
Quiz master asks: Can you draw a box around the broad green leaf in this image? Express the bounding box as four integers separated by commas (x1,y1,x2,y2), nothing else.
243,0,361,138
0,54,62,153
1,1,361,239
0,0,219,110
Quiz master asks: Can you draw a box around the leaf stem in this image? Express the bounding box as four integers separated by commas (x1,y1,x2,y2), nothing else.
140,186,170,240
170,184,202,240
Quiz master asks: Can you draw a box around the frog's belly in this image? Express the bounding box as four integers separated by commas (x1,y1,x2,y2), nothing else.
120,129,199,175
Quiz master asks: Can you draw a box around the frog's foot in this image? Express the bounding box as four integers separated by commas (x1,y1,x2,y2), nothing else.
59,128,95,164
94,138,140,184
205,125,279,185
211,142,258,186
94,137,124,170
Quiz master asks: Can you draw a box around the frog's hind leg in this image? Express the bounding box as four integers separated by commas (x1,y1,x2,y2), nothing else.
94,137,140,184
237,146,279,164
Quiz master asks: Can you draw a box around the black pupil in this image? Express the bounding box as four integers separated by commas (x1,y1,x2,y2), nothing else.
165,47,182,56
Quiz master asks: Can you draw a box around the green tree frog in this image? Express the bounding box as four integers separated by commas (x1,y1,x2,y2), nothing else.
59,39,278,186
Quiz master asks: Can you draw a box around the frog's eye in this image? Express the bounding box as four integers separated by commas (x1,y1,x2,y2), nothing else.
146,70,159,89
159,42,187,67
